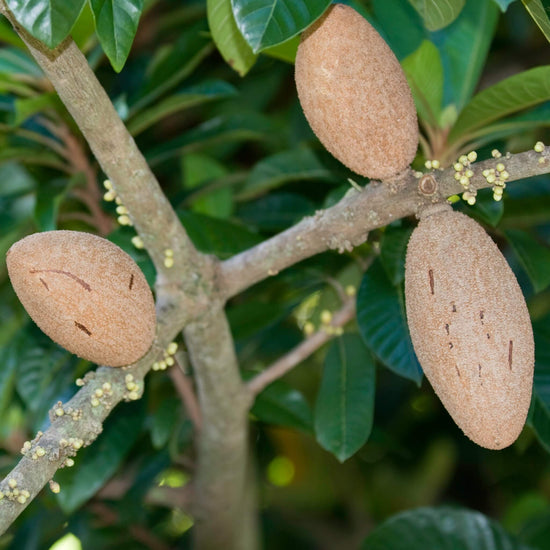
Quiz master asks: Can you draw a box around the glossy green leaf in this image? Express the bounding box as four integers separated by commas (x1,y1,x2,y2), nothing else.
0,17,25,49
12,93,62,126
129,21,213,114
522,0,550,42
177,209,261,258
380,226,413,286
90,0,144,72
252,380,313,433
402,40,444,126
55,403,144,513
149,397,180,450
493,0,517,10
362,506,532,549
0,146,67,171
231,0,331,53
528,314,550,453
436,0,499,112
0,332,21,420
505,229,550,293
0,48,42,77
237,192,315,231
147,112,274,165
238,148,338,201
262,34,299,63
182,153,233,219
449,66,550,143
408,0,466,30
5,0,86,48
0,161,36,197
207,0,257,76
228,300,288,341
128,80,237,136
314,334,375,462
357,260,423,385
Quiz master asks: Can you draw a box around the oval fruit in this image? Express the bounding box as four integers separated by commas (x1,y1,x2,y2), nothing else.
405,205,534,449
294,4,419,180
6,230,156,367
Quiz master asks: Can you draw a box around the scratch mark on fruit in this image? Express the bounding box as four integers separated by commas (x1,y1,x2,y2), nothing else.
451,302,457,313
39,278,49,291
448,342,453,349
509,340,513,370
480,310,484,323
428,269,434,295
129,273,134,290
478,364,483,383
30,269,91,291
487,333,491,339
455,365,461,378
74,321,92,336
445,324,450,335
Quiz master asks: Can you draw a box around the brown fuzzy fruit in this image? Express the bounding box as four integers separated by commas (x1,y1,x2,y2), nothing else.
294,4,419,180
6,230,156,367
405,205,534,450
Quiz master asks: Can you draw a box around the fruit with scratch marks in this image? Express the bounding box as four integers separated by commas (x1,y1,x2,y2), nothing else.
405,204,534,449
6,230,156,367
294,3,419,180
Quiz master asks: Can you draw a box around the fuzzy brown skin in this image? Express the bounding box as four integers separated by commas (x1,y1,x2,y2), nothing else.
405,205,534,450
295,4,419,180
7,231,156,367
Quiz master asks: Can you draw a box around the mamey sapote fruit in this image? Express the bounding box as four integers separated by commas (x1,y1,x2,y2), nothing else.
294,3,419,180
6,230,156,367
405,204,534,449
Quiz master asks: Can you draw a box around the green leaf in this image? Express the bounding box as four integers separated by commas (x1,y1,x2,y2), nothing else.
5,0,86,49
357,260,423,385
402,40,444,126
237,192,315,231
147,112,274,166
522,0,550,42
238,148,338,201
149,397,180,450
230,0,331,53
228,300,288,341
528,314,550,452
177,209,261,258
314,334,375,462
182,153,233,219
0,48,42,77
262,34,299,63
0,334,20,421
0,17,26,49
90,0,144,72
0,161,36,197
0,146,67,171
449,66,550,144
207,0,257,76
129,21,213,114
436,0,499,112
251,380,313,433
493,0,517,10
505,229,550,293
408,0,466,30
55,403,144,513
12,93,63,126
127,80,237,136
380,226,413,286
34,176,79,231
362,506,532,550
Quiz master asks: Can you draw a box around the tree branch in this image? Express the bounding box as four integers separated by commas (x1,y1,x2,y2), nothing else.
247,297,357,395
219,147,550,298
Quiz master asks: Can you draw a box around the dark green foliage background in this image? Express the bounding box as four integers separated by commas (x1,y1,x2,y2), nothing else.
1,0,550,548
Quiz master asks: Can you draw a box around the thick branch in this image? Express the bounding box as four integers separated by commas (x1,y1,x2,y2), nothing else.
220,148,550,298
184,307,256,550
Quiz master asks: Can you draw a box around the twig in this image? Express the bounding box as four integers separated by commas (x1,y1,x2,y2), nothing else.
168,361,202,432
247,298,357,395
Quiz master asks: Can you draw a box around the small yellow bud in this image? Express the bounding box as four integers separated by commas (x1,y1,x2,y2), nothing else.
91,397,100,407
128,391,140,400
459,155,468,165
102,382,112,391
72,439,83,450
21,490,30,498
75,378,85,387
131,235,144,249
164,257,174,269
65,458,75,467
453,162,463,172
116,205,128,215
534,141,545,153
486,174,496,184
431,160,440,169
482,169,491,177
454,172,462,181
126,381,137,391
8,479,17,489
424,160,432,169
94,388,103,398
166,342,178,355
117,214,131,226
491,149,502,158
465,170,474,178
125,374,134,383
320,310,332,324
467,196,476,205
157,360,167,371
103,179,113,190
496,163,505,172
345,285,356,296
303,321,315,336
459,176,470,187
467,151,477,162
500,171,509,180
165,356,175,367
493,193,503,202
17,495,26,504
152,362,160,371
164,248,174,257
35,447,45,457
49,480,60,494
103,190,116,202
539,156,546,164
54,408,64,417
